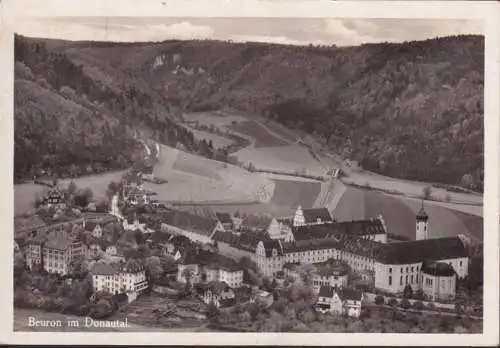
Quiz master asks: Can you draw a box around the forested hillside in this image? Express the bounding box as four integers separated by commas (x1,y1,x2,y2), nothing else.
14,35,484,190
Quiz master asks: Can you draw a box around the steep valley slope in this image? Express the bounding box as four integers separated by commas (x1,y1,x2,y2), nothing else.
14,35,484,191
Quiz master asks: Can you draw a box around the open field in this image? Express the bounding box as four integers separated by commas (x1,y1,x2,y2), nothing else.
229,120,288,148
14,170,126,216
270,179,322,210
145,144,275,203
180,124,235,148
59,170,127,199
14,183,48,216
183,111,248,128
342,172,482,206
332,186,483,243
234,143,329,177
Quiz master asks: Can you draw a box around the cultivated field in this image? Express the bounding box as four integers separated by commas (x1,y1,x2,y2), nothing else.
332,186,483,243
269,179,322,210
14,170,127,216
180,124,235,148
14,183,48,216
144,144,275,203
229,120,288,148
183,111,248,128
59,170,127,199
234,143,329,177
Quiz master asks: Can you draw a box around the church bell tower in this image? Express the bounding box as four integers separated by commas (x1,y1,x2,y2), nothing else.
415,201,429,240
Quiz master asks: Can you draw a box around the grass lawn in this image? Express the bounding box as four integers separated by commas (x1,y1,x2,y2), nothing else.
333,186,483,242
229,121,288,148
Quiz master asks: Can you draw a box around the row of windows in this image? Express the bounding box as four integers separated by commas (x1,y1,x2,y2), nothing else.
388,266,419,274
388,274,419,286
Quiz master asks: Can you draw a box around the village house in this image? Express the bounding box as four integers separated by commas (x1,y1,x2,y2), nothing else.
202,281,236,308
215,212,234,231
90,259,148,298
123,214,147,233
159,209,224,244
312,259,350,293
177,250,244,289
240,214,273,233
250,288,274,308
43,186,66,209
292,206,333,227
267,217,294,242
105,245,118,257
315,286,363,318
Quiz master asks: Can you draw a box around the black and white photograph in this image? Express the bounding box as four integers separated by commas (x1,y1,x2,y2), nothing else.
1,0,499,346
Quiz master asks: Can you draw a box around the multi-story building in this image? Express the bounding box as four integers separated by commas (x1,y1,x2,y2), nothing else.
312,259,350,293
254,209,469,298
25,230,82,275
315,286,363,318
177,250,244,288
292,206,333,227
420,260,457,301
90,260,148,296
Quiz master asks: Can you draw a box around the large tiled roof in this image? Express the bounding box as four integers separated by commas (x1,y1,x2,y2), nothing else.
90,262,121,275
161,210,218,236
292,219,385,241
421,260,456,277
262,240,283,257
376,237,468,265
216,212,233,224
318,285,335,298
44,231,79,250
282,238,340,253
314,259,349,277
241,214,273,229
302,208,333,224
148,230,173,243
338,288,363,301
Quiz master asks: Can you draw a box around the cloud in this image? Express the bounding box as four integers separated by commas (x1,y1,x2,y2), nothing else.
13,19,215,42
228,34,327,46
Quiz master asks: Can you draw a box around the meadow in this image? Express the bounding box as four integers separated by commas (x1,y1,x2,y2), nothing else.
332,186,483,243
14,170,126,216
229,120,288,148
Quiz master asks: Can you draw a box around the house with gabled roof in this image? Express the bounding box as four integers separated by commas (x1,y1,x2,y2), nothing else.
315,286,363,317
215,212,234,231
90,259,148,299
293,206,333,227
202,281,236,308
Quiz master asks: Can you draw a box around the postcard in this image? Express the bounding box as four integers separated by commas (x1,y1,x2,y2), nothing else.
0,0,498,346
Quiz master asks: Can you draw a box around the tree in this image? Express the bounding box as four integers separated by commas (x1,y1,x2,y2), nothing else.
388,298,398,307
374,295,385,305
182,268,194,293
206,302,221,322
403,284,413,299
67,181,78,196
422,186,432,200
69,256,88,276
413,300,425,311
400,298,411,310
145,256,163,283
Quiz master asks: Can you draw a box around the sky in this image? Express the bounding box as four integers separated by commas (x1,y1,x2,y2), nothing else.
13,17,483,47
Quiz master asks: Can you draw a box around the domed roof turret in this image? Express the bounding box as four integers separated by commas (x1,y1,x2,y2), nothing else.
416,202,429,221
